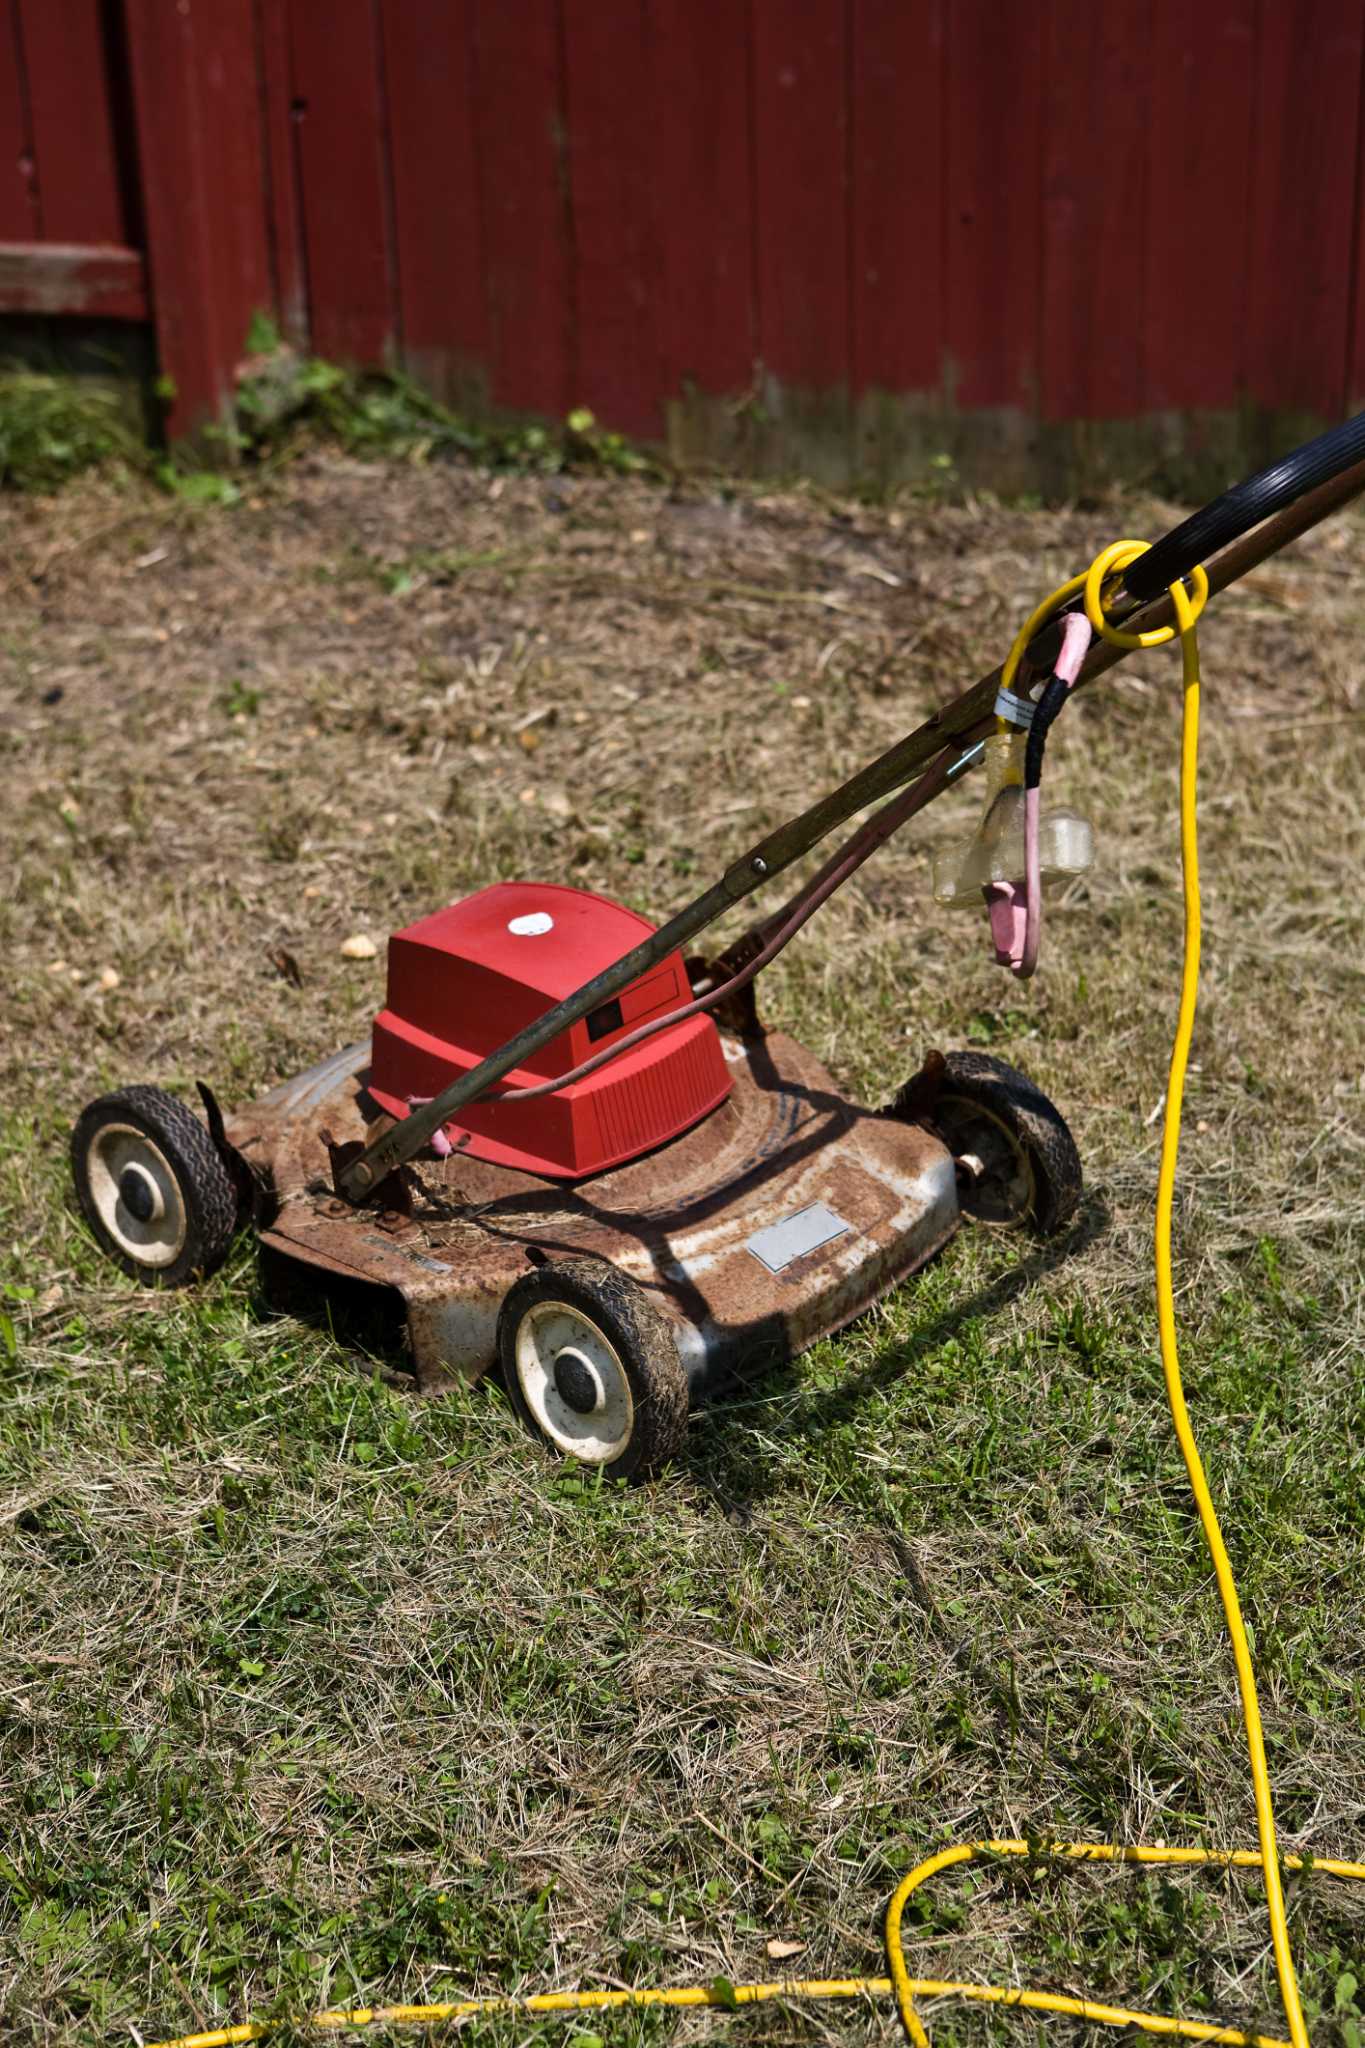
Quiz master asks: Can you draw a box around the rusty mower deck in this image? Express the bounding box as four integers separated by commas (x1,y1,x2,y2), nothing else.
229,1029,960,1400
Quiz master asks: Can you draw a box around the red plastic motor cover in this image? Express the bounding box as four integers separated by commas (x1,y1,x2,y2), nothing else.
368,881,731,1179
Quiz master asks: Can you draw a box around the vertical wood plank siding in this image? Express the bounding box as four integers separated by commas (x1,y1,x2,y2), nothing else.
7,0,1365,477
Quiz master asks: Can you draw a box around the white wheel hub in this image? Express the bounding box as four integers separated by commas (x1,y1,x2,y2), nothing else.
84,1123,187,1268
513,1300,634,1463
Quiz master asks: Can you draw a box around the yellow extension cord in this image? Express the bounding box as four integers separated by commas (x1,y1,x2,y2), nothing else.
147,544,1364,2048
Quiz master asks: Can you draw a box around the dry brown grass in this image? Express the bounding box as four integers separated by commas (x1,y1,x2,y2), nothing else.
0,453,1362,2048
3,457,1361,1198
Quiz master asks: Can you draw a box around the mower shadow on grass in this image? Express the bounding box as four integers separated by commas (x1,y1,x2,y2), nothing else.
252,1241,415,1386
679,1186,1112,1515
246,1184,1109,1494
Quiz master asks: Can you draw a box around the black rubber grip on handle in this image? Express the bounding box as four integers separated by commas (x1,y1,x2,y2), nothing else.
1122,408,1365,603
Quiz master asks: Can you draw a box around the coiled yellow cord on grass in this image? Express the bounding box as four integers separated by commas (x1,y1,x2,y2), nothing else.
146,546,1358,2048
145,1840,1365,2048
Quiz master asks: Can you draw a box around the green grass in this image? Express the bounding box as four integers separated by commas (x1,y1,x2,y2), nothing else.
4,1136,1362,2046
0,456,1362,2046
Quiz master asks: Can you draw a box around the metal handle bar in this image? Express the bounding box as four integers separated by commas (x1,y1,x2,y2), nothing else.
338,449,1365,1202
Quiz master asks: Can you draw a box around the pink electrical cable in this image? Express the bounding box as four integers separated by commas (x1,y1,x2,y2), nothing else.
1018,609,1092,979
403,740,966,1149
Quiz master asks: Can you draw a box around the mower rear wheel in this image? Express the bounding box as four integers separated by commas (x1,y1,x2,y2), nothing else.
71,1085,239,1287
894,1051,1082,1235
498,1259,689,1483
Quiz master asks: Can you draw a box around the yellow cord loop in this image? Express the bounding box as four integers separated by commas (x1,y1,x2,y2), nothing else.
1082,536,1209,647
145,541,1348,2048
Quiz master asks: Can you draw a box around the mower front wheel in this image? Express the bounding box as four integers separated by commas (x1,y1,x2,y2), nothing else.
498,1259,689,1483
71,1085,240,1287
892,1050,1082,1235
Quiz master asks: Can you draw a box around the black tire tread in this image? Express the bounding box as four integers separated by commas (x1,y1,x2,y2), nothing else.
71,1084,239,1287
498,1257,689,1482
895,1050,1083,1236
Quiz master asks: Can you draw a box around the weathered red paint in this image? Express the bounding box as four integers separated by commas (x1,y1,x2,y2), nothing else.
286,0,396,366
751,0,849,396
944,2,1043,413
124,0,273,437
562,0,662,437
378,0,489,400
7,0,1365,453
1142,0,1256,416
255,0,309,349
18,0,137,245
649,0,757,408
850,0,945,401
229,1029,961,1404
470,0,574,417
1245,0,1364,418
1040,1,1147,424
0,0,38,239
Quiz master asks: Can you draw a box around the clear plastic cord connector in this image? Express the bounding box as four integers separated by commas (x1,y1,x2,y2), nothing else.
931,733,1094,904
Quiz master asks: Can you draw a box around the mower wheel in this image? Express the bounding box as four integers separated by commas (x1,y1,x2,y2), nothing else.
895,1051,1082,1235
71,1085,240,1287
498,1258,689,1482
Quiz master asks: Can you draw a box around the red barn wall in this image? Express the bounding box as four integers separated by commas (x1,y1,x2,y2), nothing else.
2,0,1365,489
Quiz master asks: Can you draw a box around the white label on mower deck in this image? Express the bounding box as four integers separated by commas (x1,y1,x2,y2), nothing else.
508,912,554,936
746,1202,852,1274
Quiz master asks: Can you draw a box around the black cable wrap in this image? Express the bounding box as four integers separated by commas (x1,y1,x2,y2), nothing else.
1024,673,1071,789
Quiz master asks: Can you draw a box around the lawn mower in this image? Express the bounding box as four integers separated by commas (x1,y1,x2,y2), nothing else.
71,415,1365,1482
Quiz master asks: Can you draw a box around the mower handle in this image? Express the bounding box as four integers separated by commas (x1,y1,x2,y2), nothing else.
337,444,1365,1203
1121,406,1365,603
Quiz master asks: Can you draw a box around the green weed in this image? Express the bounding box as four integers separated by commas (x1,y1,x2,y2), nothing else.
0,371,140,491
232,316,652,479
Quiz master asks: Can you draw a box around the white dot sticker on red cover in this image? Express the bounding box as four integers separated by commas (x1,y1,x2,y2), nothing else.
508,912,554,936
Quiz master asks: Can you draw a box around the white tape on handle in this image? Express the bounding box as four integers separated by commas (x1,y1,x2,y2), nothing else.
994,685,1035,728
